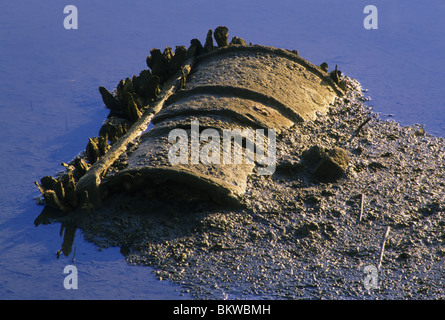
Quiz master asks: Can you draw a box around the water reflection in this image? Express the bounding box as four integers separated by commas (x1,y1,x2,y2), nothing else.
34,206,77,258
59,222,77,258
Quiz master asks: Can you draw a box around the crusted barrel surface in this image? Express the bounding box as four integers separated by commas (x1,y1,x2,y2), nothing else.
101,45,342,205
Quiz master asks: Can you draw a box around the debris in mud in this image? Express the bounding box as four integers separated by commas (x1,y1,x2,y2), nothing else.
34,27,445,300
35,25,342,213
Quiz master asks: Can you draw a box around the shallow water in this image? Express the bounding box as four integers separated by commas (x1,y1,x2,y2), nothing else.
0,0,444,299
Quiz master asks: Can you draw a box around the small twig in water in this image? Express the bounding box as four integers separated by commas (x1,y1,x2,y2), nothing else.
72,246,77,265
377,226,391,271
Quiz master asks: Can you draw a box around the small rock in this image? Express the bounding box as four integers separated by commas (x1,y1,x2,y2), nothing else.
73,157,89,178
62,172,77,208
146,48,163,76
204,29,214,53
99,86,121,113
122,77,134,95
313,148,349,181
86,137,101,164
320,62,329,73
170,46,187,75
133,70,161,104
125,92,142,122
303,145,349,181
146,47,175,84
99,117,130,144
54,180,65,203
40,175,58,191
230,36,246,46
116,79,125,101
163,46,174,65
214,26,229,48
133,70,152,99
97,134,109,156
43,190,66,211
414,128,425,137
186,39,203,59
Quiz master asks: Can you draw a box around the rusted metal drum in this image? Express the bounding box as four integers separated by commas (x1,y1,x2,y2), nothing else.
100,45,342,205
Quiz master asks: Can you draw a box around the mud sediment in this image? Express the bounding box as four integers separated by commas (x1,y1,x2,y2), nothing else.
65,77,444,299
34,28,444,300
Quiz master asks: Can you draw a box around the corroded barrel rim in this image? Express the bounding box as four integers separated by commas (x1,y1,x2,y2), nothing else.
101,166,245,206
195,44,344,96
162,85,305,124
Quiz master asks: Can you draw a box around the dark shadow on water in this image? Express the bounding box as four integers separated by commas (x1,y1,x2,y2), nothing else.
34,190,229,260
34,206,78,258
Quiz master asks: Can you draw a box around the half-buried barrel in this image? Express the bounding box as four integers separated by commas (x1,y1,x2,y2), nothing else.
100,45,343,205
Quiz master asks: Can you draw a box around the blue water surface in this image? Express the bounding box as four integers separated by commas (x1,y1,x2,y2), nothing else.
0,0,444,299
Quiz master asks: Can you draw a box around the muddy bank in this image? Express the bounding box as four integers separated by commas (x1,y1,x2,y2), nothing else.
34,28,444,300
38,76,443,300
